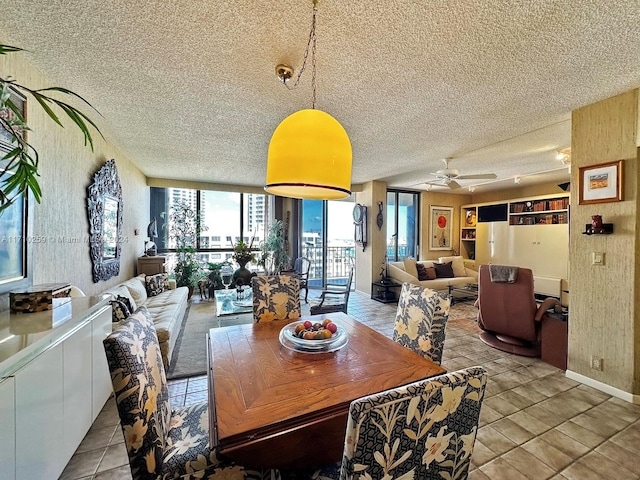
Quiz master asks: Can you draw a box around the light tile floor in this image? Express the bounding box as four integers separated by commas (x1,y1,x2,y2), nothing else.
61,290,640,480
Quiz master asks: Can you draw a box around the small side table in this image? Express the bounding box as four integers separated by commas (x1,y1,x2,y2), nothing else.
541,311,568,370
371,280,401,304
137,255,167,275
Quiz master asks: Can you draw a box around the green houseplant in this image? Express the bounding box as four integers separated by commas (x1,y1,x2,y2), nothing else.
0,45,102,213
161,199,208,292
258,219,290,275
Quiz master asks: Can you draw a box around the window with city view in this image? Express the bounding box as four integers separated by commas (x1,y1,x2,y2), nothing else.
150,187,268,273
150,188,356,288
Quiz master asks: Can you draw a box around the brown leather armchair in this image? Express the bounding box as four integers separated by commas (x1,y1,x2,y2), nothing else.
476,264,558,356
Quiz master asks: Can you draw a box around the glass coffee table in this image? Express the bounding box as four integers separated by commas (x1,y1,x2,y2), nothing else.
447,284,478,305
214,288,254,317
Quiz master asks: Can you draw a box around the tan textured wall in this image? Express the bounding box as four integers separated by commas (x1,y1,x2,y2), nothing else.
420,192,472,260
0,47,148,303
570,90,639,394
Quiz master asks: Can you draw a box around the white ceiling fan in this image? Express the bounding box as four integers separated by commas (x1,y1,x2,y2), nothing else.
424,158,497,190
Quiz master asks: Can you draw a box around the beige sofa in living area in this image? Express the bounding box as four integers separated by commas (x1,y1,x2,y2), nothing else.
104,274,188,368
388,256,478,291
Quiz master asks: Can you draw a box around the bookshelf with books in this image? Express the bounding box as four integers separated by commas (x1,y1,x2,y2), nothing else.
509,195,569,226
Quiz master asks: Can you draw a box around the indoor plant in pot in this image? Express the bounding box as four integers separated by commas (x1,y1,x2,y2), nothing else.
258,219,290,275
162,199,207,296
231,237,256,287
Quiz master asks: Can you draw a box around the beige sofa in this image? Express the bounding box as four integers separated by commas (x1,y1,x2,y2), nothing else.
104,274,188,368
388,256,478,291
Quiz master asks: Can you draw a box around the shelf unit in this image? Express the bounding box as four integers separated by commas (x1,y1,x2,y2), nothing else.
460,206,477,260
509,196,569,225
460,193,569,265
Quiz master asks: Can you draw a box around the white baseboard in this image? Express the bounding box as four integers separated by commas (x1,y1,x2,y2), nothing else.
565,370,640,404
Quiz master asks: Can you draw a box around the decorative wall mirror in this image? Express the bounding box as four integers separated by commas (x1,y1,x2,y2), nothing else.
87,159,123,282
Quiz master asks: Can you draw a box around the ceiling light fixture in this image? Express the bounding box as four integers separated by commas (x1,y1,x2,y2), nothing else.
514,176,521,184
556,148,571,165
265,0,352,200
468,186,476,192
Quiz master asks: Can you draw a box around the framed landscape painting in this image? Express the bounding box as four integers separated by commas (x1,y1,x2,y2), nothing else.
430,206,453,251
578,160,623,205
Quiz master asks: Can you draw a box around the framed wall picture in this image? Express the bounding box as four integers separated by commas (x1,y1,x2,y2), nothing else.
0,86,27,150
0,87,31,294
429,206,453,251
578,160,623,205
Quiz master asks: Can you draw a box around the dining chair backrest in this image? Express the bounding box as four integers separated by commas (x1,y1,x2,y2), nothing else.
105,307,280,479
309,265,354,315
392,282,451,365
338,366,487,479
103,307,172,479
293,257,311,302
251,274,301,322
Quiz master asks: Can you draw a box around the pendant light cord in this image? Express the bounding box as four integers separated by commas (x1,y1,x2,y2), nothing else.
284,0,318,109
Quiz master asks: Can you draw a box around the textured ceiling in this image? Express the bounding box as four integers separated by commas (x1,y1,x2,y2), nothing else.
1,1,640,193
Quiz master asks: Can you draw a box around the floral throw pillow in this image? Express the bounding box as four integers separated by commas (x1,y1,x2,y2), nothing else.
145,273,169,297
109,299,131,323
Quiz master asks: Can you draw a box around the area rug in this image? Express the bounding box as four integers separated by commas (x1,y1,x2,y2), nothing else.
166,298,252,379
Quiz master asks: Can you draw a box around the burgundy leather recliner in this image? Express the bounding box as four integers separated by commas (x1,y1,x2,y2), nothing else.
475,264,558,356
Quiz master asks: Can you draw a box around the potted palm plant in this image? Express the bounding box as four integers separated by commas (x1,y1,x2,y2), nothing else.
161,199,208,296
0,45,102,213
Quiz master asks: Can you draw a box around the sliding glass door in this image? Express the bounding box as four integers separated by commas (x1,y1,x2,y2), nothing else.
387,190,419,261
300,198,355,288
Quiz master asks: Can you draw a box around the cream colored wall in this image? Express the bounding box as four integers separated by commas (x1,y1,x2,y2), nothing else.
420,192,471,260
0,46,149,305
354,181,386,294
570,90,639,394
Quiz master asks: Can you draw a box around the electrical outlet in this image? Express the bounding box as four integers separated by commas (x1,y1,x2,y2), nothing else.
590,356,603,370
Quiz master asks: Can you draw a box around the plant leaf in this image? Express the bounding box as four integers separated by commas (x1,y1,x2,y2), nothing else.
0,45,23,55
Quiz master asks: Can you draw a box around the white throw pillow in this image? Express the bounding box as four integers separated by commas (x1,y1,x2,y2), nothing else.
123,275,148,306
438,256,466,277
403,257,419,279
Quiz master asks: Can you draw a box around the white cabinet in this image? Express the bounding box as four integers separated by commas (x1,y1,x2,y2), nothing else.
0,376,15,480
507,224,569,279
0,299,112,480
476,221,510,265
92,307,113,419
15,344,65,480
63,321,93,461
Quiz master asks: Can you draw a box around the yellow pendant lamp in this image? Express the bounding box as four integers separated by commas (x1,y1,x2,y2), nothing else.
264,0,352,200
266,108,352,199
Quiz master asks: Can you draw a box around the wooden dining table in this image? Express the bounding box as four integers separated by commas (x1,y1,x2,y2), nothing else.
207,312,446,469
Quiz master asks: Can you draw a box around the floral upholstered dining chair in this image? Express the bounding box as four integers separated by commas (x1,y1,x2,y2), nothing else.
103,307,280,480
251,274,301,323
392,282,452,365
314,366,488,480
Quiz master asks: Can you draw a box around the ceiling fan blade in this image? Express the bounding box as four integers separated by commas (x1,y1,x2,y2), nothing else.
447,180,462,189
424,181,446,187
455,173,497,180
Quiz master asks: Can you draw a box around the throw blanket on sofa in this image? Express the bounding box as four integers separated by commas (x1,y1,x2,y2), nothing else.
489,264,519,283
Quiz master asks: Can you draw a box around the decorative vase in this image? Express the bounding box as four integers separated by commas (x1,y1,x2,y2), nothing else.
591,215,603,228
233,257,255,288
591,215,603,233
